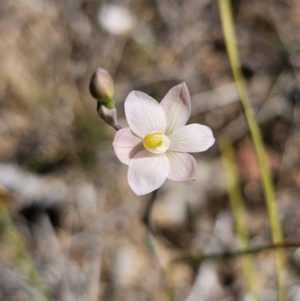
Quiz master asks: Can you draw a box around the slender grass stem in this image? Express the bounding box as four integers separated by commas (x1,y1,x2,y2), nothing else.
220,138,259,300
175,241,300,266
218,1,286,300
0,186,51,301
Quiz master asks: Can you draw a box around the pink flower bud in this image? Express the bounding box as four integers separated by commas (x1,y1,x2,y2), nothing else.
89,68,114,108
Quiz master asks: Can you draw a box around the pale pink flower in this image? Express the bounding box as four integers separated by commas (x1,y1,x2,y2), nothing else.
113,83,215,196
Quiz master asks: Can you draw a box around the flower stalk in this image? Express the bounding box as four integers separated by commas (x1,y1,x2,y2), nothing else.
97,105,121,131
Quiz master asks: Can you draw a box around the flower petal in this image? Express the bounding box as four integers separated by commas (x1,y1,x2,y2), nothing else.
128,150,169,195
125,91,166,138
168,124,215,153
160,82,191,135
167,152,197,181
113,127,144,165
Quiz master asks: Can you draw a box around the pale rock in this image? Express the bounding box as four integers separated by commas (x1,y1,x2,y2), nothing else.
112,245,145,288
98,4,136,36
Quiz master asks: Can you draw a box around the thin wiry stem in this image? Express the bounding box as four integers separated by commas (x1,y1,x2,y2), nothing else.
220,138,259,301
174,241,300,266
218,1,286,299
142,189,158,235
0,187,52,301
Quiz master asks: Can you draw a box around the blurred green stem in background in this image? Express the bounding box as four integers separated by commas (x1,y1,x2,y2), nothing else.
218,1,287,300
174,241,300,265
0,186,51,301
220,138,259,301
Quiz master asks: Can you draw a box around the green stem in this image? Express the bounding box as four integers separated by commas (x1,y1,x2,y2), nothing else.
218,1,286,300
174,241,300,266
220,138,259,300
0,187,51,301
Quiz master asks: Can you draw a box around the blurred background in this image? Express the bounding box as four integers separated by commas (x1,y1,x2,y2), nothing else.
1,0,300,300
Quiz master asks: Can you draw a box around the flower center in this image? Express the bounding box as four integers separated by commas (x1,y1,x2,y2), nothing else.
143,131,170,154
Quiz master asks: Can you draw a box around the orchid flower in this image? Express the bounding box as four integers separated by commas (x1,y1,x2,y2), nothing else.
113,83,215,196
